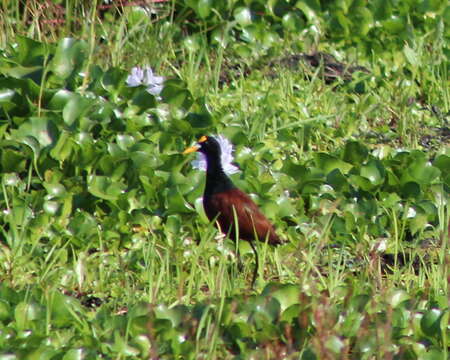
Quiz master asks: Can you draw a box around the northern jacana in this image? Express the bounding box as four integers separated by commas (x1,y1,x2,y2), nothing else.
184,135,282,286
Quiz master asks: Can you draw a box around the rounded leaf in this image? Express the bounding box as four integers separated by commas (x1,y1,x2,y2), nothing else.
3,173,20,187
196,0,212,19
14,302,43,329
44,182,67,198
161,79,193,110
13,117,59,148
62,349,85,360
343,141,368,165
63,95,92,126
315,153,352,174
282,12,304,31
0,299,11,321
262,283,301,312
43,200,59,215
48,89,75,110
360,159,385,185
87,175,126,201
401,181,421,198
51,38,87,79
382,15,406,34
234,7,253,26
131,89,156,113
408,161,440,185
388,289,410,308
154,304,189,327
421,308,442,337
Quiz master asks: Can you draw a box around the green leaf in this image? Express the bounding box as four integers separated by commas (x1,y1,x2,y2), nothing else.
2,173,20,187
407,161,440,185
185,112,213,128
388,289,410,308
87,175,126,201
341,311,364,337
0,89,15,103
43,200,59,215
68,211,98,240
50,291,82,327
234,7,253,26
15,302,43,329
0,65,43,81
62,349,85,360
272,0,290,17
130,141,160,170
352,7,373,36
315,153,352,174
131,89,156,113
63,95,93,126
15,35,49,67
296,1,317,22
282,12,304,31
372,0,392,20
44,182,67,198
165,187,194,214
0,299,11,321
401,181,421,198
197,0,212,18
360,159,385,185
382,15,406,34
280,304,301,322
50,131,73,161
1,148,27,172
50,38,88,79
154,304,189,327
432,155,449,174
13,117,59,148
183,35,202,52
116,134,136,151
276,194,297,218
403,44,419,67
161,79,193,110
262,283,300,312
420,308,442,337
102,68,127,94
440,310,449,336
343,141,368,165
327,169,348,192
48,89,76,110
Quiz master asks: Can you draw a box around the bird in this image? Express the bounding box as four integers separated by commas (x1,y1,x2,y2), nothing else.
183,135,282,286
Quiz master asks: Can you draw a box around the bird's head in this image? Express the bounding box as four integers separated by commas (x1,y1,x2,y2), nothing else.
183,135,221,159
183,135,239,175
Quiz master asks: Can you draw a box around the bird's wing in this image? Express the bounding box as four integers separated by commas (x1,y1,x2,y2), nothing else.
209,189,281,245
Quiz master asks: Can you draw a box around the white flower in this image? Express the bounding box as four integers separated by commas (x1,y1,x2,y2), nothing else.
126,67,144,87
192,135,240,175
406,206,416,218
126,66,164,96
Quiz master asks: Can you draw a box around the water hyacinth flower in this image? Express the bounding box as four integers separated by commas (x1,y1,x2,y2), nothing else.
192,135,240,175
126,66,164,96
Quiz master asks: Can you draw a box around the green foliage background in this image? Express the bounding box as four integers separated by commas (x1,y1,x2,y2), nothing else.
0,0,448,358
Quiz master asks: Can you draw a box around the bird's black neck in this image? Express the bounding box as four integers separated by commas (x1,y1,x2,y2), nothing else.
204,156,235,196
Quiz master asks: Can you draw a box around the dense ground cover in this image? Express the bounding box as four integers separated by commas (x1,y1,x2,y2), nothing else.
0,1,449,358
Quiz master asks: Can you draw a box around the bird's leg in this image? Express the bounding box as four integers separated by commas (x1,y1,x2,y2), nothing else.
236,248,244,272
249,241,259,289
230,206,244,272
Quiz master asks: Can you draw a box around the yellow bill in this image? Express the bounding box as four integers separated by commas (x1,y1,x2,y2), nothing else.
182,136,208,154
183,145,200,154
